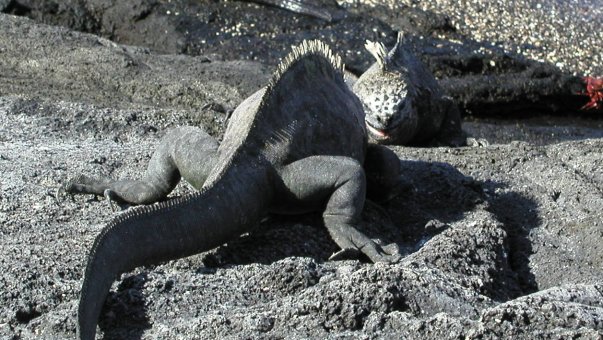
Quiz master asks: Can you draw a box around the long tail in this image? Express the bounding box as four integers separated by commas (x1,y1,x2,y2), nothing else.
77,165,271,339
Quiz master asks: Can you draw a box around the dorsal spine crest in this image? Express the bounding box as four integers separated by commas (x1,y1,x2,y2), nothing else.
365,40,389,70
267,39,344,91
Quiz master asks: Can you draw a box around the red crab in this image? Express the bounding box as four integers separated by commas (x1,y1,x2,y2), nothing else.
581,76,603,110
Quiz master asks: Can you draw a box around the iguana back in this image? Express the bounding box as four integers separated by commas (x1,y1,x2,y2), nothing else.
210,40,367,183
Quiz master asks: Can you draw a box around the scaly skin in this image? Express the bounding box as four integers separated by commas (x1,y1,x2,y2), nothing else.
74,40,401,340
353,33,467,146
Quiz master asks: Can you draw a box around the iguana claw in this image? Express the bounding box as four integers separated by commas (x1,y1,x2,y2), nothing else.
375,242,402,263
55,185,71,203
329,241,401,263
329,247,362,261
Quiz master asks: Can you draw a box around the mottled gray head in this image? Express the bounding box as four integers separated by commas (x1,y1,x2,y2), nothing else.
353,33,418,144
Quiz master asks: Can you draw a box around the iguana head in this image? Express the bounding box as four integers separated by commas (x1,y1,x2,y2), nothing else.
353,33,419,145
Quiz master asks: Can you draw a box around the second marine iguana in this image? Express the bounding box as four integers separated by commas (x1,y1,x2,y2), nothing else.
75,40,401,340
352,33,468,146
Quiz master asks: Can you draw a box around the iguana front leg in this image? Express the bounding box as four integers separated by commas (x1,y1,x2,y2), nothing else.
275,155,399,263
62,126,218,205
364,144,407,202
433,97,488,147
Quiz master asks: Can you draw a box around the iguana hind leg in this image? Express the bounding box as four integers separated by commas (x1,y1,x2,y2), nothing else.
275,155,399,263
63,126,218,205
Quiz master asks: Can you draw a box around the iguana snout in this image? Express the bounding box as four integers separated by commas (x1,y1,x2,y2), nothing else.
364,94,414,127
362,90,418,144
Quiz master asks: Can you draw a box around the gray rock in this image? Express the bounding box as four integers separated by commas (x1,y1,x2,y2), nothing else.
3,0,594,115
0,11,602,340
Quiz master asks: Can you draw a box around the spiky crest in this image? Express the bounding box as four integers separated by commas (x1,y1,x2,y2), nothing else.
365,40,389,70
267,39,344,91
366,32,408,71
388,31,405,60
249,39,345,125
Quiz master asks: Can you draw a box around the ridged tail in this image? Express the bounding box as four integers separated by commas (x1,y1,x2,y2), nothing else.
77,165,271,339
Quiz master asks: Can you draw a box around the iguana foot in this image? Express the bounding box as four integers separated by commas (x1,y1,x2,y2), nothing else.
361,240,401,263
57,174,109,202
327,224,401,263
61,174,112,196
329,241,400,263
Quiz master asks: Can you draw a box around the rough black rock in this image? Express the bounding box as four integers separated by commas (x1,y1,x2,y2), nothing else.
0,11,602,340
3,0,596,115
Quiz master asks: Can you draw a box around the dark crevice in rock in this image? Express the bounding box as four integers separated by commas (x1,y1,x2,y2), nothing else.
15,304,42,324
3,0,31,16
485,188,539,295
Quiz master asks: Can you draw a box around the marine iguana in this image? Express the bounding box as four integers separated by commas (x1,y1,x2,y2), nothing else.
353,33,468,146
74,40,401,339
63,32,470,207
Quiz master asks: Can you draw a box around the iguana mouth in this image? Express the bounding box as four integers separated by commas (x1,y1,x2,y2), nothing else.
365,121,401,141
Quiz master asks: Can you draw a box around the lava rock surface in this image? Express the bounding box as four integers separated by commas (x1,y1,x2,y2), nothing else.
0,5,602,340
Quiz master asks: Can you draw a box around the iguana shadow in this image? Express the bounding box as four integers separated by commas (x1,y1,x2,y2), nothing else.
97,159,540,338
202,159,539,300
98,273,151,340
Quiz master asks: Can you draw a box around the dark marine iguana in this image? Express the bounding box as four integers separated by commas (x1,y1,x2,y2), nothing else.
352,33,469,146
63,32,471,205
64,32,468,207
74,40,401,339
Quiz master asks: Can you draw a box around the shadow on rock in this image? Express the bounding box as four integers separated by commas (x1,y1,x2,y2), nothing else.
378,159,538,302
201,213,338,267
201,158,535,304
200,160,482,267
99,273,151,340
383,160,484,244
484,183,540,295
